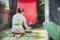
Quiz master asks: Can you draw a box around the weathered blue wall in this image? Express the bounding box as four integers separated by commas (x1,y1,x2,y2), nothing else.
49,0,60,24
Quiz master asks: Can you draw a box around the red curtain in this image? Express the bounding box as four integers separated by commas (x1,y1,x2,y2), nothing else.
18,0,36,2
17,0,37,25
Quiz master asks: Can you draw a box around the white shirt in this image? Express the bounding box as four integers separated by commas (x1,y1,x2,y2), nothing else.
12,13,29,28
11,13,29,33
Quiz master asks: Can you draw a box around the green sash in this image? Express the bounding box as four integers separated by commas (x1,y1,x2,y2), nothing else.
13,22,22,26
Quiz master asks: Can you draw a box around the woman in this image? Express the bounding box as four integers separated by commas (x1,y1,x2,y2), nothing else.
11,8,31,36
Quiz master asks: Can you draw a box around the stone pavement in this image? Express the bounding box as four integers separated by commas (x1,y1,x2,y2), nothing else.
0,28,49,40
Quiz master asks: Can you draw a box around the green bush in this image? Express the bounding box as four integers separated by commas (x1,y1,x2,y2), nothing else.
0,1,5,13
37,0,45,24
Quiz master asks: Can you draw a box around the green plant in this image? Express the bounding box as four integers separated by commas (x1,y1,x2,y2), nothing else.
37,0,45,24
0,1,5,12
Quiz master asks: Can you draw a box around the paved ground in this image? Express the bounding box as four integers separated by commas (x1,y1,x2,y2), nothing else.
0,28,48,40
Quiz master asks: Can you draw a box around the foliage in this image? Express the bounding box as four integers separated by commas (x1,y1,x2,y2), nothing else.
37,0,45,24
0,1,5,13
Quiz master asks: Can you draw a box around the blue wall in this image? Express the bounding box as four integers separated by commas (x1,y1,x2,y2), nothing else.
49,0,60,24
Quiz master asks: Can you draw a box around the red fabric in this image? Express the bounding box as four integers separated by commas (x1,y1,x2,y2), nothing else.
17,0,37,25
18,0,36,3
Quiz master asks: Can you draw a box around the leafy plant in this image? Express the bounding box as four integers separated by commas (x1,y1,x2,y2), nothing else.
0,1,5,13
37,0,45,24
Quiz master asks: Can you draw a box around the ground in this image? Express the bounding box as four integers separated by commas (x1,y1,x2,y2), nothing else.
0,28,48,40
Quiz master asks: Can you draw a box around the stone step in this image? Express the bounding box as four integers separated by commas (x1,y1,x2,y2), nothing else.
1,29,49,40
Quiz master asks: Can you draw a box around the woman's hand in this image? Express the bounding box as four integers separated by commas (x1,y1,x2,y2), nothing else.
26,27,32,30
